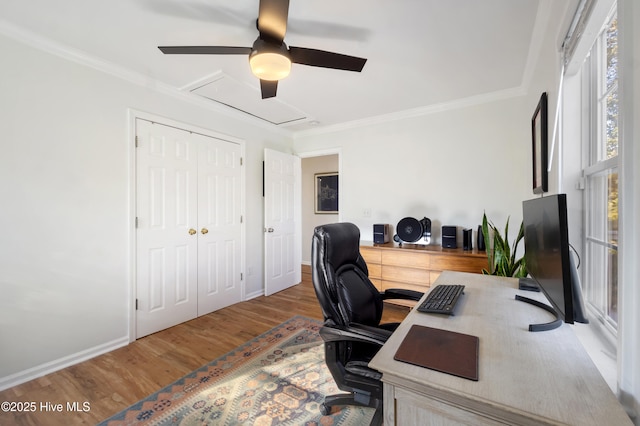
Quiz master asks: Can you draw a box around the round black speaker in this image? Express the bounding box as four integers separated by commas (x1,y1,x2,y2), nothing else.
396,217,422,243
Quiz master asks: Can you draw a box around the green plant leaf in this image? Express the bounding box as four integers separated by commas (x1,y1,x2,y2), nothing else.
482,212,492,271
480,213,527,278
503,217,511,261
511,221,525,265
516,256,528,278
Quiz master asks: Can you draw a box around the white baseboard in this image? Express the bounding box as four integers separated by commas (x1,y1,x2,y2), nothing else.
244,289,264,300
0,337,129,392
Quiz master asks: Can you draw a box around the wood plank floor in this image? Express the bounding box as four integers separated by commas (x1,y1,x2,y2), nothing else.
0,266,410,425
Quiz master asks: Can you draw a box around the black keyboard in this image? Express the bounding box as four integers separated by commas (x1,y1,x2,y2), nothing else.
417,284,465,315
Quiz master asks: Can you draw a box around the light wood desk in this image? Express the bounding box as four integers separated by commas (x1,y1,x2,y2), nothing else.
369,271,632,425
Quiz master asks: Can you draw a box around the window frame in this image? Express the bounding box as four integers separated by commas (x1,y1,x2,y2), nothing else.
581,10,619,335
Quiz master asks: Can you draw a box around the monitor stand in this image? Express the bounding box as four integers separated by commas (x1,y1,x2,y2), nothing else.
515,295,562,332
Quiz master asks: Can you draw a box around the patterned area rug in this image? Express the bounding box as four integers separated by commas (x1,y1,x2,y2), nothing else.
99,316,374,425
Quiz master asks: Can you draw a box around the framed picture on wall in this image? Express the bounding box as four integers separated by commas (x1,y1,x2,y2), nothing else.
315,172,338,214
532,92,548,194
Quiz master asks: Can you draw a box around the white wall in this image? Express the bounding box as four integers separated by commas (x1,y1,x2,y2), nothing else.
0,33,291,387
294,96,533,248
301,155,339,264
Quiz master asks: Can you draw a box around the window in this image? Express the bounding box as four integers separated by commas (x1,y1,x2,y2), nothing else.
583,12,618,330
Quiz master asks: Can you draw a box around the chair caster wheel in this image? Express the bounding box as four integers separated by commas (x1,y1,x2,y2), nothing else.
319,403,331,416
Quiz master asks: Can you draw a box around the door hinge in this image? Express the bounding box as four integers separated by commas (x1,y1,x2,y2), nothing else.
241,272,243,280
135,217,139,228
240,215,243,223
240,157,243,166
135,135,139,148
135,299,139,310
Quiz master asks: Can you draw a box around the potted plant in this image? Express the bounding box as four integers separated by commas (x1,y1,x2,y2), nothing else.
481,213,527,277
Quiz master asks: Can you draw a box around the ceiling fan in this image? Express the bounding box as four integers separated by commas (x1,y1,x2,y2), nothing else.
158,0,367,99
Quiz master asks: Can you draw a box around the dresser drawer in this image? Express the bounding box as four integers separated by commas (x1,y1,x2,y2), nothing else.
361,246,381,265
431,255,487,274
367,263,382,279
382,250,430,269
382,265,430,286
381,280,427,294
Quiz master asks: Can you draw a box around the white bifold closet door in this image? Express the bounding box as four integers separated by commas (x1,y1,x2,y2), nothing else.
135,119,242,338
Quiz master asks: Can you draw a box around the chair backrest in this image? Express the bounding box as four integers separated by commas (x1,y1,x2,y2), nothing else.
311,223,384,327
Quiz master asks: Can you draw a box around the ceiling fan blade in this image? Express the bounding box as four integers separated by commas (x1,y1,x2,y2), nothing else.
158,46,252,55
289,47,367,72
257,0,289,42
260,80,278,99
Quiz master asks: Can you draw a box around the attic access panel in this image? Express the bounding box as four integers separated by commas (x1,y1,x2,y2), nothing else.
188,73,307,125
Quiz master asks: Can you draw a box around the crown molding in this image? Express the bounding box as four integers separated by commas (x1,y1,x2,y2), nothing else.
0,19,292,138
293,86,527,139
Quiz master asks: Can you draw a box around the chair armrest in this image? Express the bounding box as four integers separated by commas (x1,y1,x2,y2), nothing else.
381,288,423,301
319,323,391,347
348,322,394,341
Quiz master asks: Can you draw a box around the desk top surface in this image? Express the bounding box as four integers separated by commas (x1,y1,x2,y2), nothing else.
369,271,631,426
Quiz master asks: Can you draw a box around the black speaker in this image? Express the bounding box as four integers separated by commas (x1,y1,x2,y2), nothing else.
477,225,486,251
442,226,457,249
373,224,390,244
463,228,473,251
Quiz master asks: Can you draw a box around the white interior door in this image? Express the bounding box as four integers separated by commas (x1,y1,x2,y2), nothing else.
196,134,242,314
136,120,198,338
264,149,301,296
136,119,243,338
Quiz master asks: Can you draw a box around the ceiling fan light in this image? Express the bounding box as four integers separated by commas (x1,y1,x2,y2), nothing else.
250,52,291,81
249,38,292,81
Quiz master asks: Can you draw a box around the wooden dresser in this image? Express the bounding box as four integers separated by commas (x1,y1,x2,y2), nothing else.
360,241,487,306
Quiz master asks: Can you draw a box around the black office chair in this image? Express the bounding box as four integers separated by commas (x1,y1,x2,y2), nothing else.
311,222,423,425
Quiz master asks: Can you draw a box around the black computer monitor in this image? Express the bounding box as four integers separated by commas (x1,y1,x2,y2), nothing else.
520,194,589,331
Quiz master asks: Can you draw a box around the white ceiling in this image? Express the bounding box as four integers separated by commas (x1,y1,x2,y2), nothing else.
0,0,577,133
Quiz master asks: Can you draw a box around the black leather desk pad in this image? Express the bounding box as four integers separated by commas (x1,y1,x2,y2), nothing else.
394,324,479,381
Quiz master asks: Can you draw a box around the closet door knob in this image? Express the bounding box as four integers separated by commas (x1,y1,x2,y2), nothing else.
188,228,197,235
201,228,209,235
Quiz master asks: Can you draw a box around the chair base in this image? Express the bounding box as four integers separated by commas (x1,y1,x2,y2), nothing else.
321,392,382,426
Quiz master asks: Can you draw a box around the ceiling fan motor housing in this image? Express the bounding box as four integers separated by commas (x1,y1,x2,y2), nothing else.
249,38,291,81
